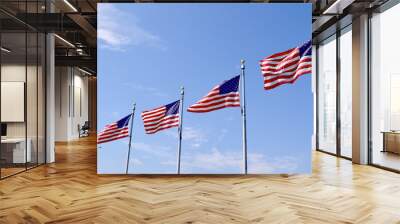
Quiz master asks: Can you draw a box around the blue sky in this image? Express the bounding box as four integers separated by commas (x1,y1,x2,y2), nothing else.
97,3,312,174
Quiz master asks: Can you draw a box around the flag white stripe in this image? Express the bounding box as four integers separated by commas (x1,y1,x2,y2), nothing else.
142,106,165,115
262,63,300,75
98,129,129,140
144,115,179,127
264,52,292,61
197,92,239,103
145,119,180,132
98,134,129,143
197,89,219,99
187,75,240,113
262,58,312,75
142,113,168,123
264,68,312,86
260,40,312,91
98,128,128,137
261,55,300,69
142,108,166,120
190,96,240,108
97,114,131,144
146,123,179,134
188,102,240,112
142,101,180,134
260,50,299,64
263,62,312,78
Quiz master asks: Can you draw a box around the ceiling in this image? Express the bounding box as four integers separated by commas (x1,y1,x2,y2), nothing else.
0,0,393,75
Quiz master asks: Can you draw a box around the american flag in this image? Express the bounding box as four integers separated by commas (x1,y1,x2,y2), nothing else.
260,40,312,90
141,100,180,134
187,75,240,113
98,114,132,144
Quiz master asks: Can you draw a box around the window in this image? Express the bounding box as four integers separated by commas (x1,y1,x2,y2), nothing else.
0,2,46,179
317,35,337,154
370,3,400,171
339,26,352,158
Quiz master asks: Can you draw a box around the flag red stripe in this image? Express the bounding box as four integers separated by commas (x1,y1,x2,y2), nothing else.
263,64,312,82
190,95,240,108
261,52,300,68
144,115,179,128
195,92,239,104
188,103,240,113
98,126,122,136
98,128,129,139
145,119,180,131
260,48,295,61
260,59,299,71
146,122,179,133
141,106,164,116
98,131,129,142
188,98,240,109
142,102,180,134
141,109,166,120
263,71,310,90
264,67,311,84
146,123,179,134
262,63,299,75
97,114,131,144
260,42,311,91
187,76,241,113
98,135,129,144
262,59,311,76
98,129,129,140
142,112,170,123
261,51,299,66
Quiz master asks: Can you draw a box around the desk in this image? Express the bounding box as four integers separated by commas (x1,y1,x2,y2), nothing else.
382,131,400,154
1,138,31,163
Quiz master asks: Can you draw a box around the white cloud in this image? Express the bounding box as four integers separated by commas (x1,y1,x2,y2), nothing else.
248,154,299,174
163,130,176,138
182,147,241,171
111,111,121,119
216,128,228,143
180,147,300,174
225,116,234,122
131,141,174,159
183,127,208,148
123,83,168,97
164,127,207,148
130,158,143,166
98,4,165,51
123,139,301,174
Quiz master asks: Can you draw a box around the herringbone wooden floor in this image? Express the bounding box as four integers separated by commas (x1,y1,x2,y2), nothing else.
1,136,400,224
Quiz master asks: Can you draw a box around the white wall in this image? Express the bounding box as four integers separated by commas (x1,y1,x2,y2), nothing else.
1,82,25,122
55,67,89,141
72,72,89,138
55,66,69,141
1,65,26,135
1,63,47,164
1,65,38,138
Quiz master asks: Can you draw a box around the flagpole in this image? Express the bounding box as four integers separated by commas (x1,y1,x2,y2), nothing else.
177,86,184,174
126,103,136,174
240,59,248,174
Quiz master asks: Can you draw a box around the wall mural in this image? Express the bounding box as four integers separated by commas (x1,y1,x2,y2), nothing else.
97,3,312,174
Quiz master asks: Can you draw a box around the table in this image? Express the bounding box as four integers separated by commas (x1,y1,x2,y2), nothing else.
382,131,400,154
1,138,31,163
